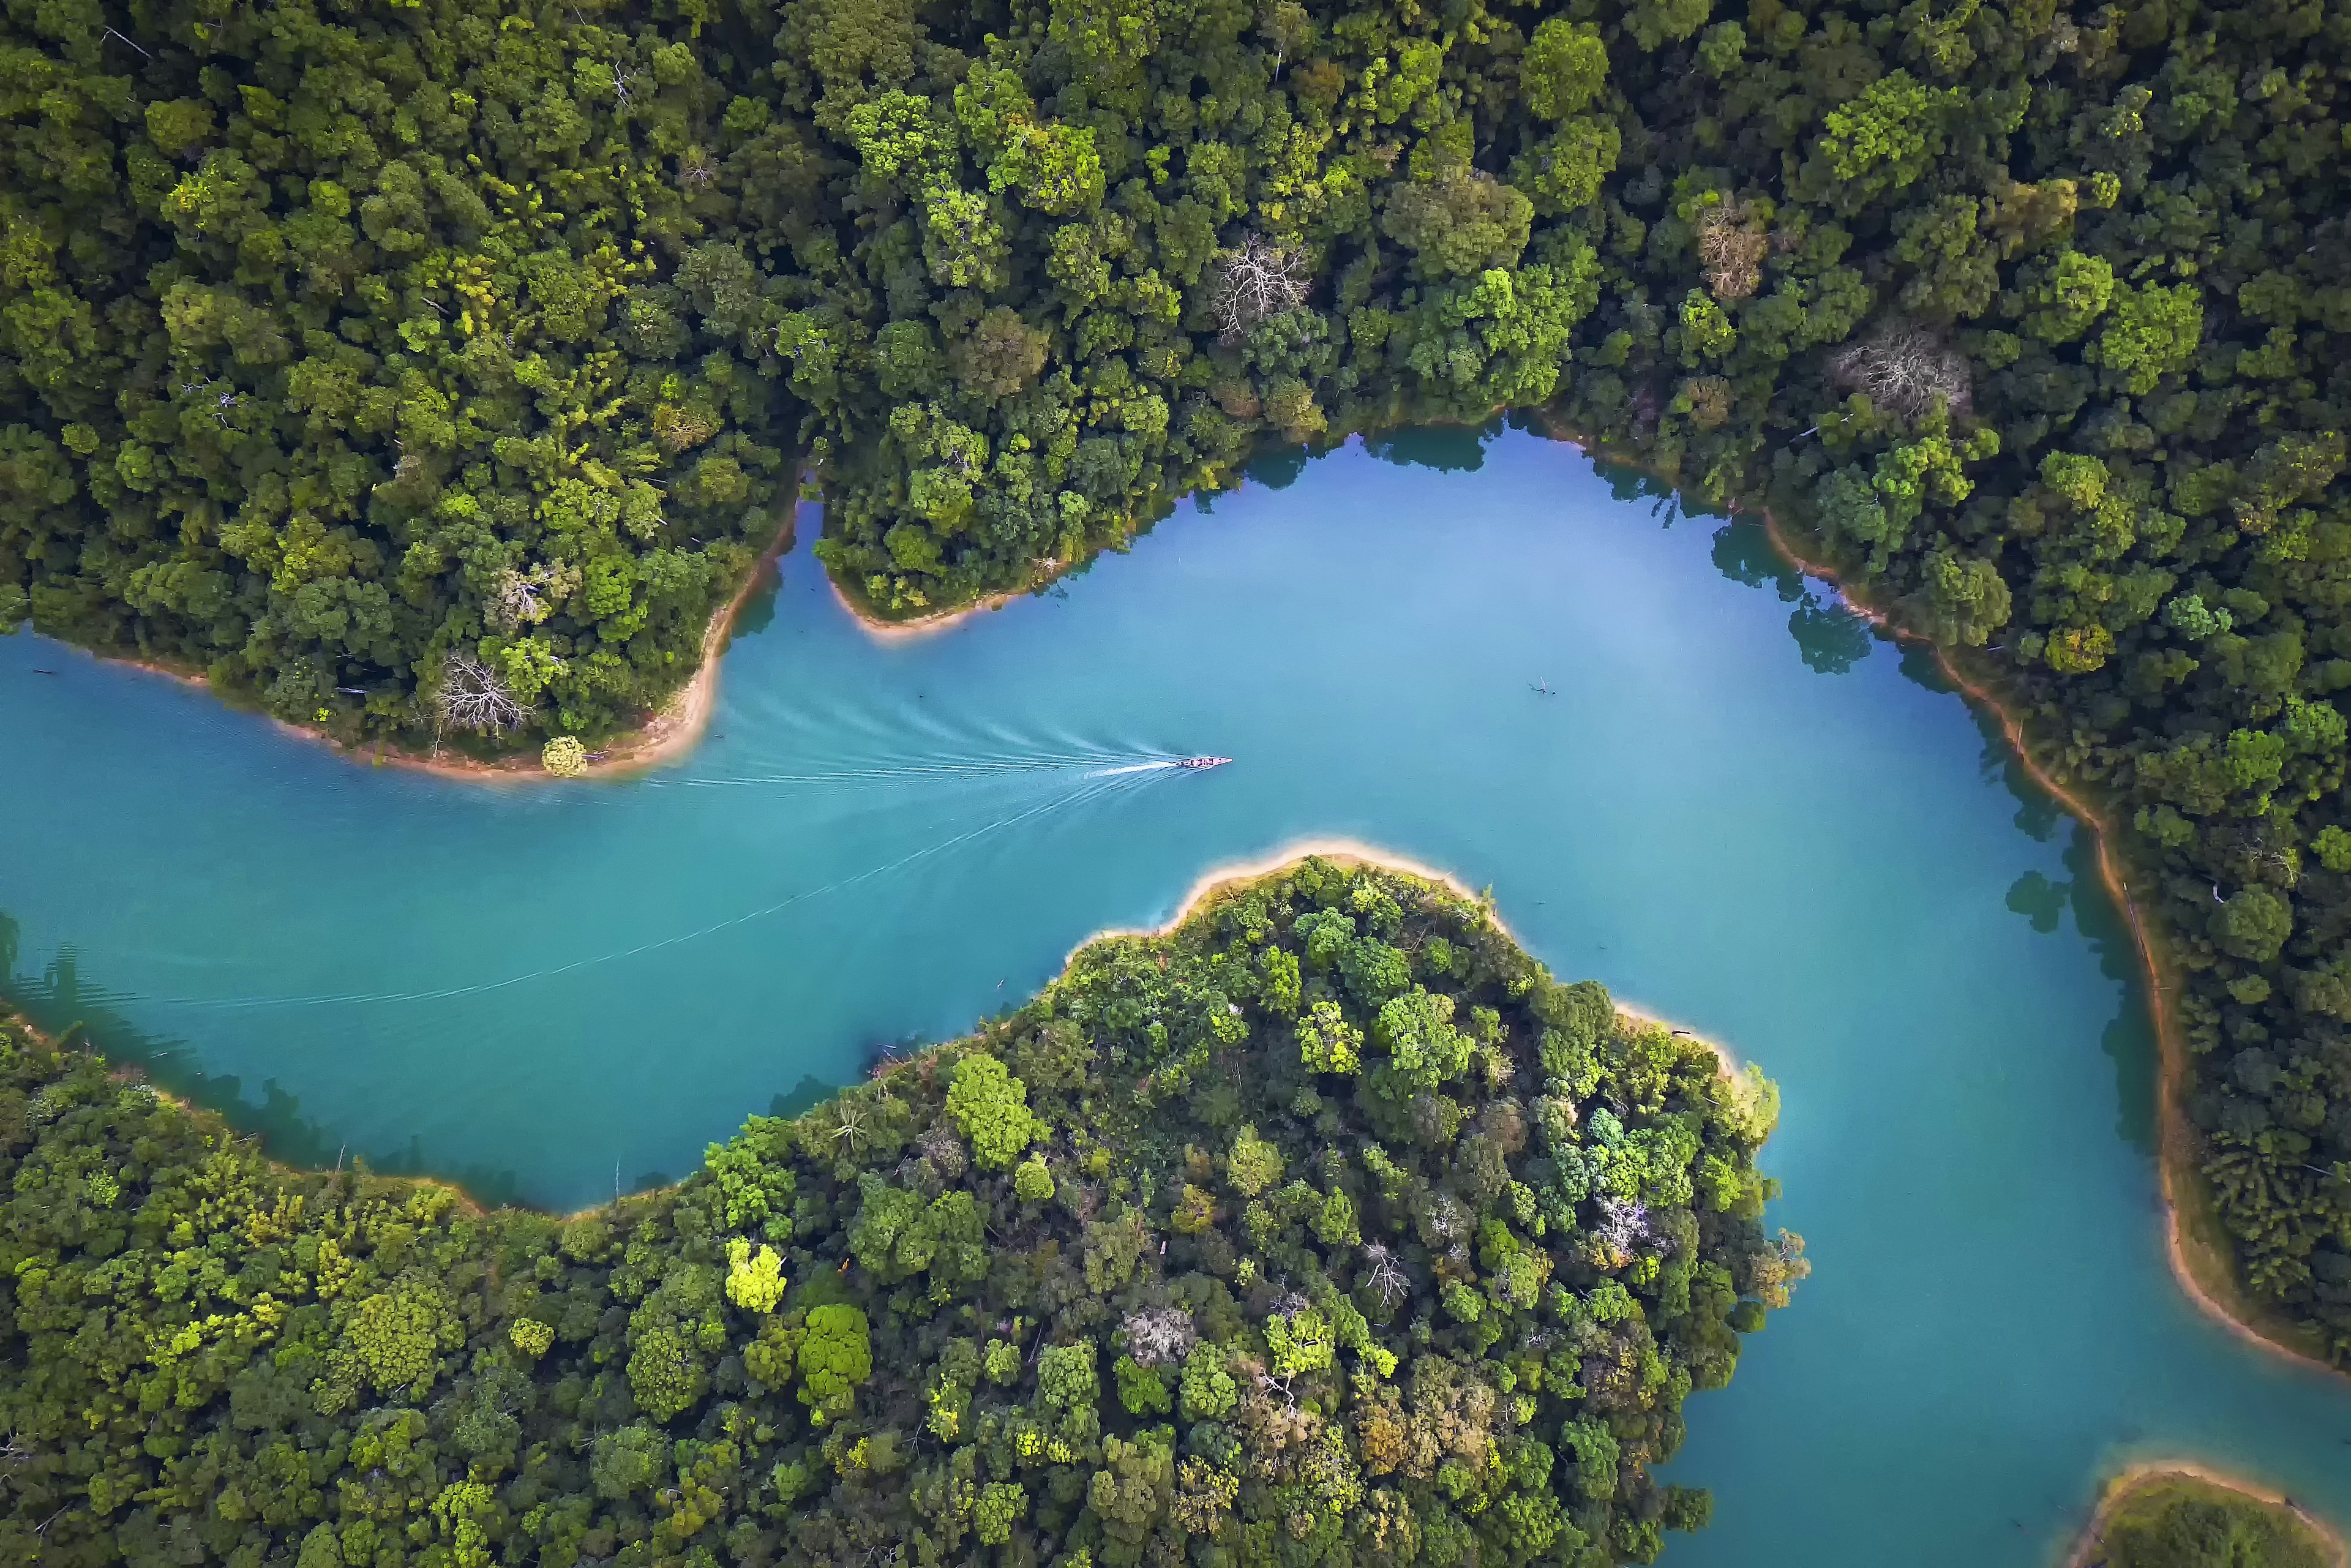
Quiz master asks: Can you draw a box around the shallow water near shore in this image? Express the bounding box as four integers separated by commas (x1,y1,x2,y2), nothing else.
3,426,2347,1561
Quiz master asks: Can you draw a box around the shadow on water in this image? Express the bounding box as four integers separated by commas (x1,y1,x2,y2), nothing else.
732,561,786,640
1993,835,2161,1155
1245,412,1505,493
1709,504,2169,1163
1365,422,1501,473
2069,827,2164,1157
1711,517,1879,675
0,908,849,1209
1940,681,2161,1152
769,1073,835,1121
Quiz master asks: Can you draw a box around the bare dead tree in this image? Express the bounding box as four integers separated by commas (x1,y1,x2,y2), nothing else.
490,563,572,633
1361,1240,1411,1306
433,651,528,735
678,148,717,192
1596,1196,1652,1256
1695,204,1770,300
489,568,543,634
1210,232,1310,340
1121,1307,1199,1367
1828,323,1974,421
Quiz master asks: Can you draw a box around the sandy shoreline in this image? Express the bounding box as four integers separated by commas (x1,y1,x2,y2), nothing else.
1063,837,1513,965
827,570,1036,641
2065,1462,2349,1568
82,501,799,786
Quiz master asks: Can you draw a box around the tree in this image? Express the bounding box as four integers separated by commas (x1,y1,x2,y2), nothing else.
798,1305,874,1423
726,1239,788,1312
1382,174,1534,280
945,1052,1043,1169
1520,21,1609,119
2091,282,2203,394
1298,1000,1363,1075
1014,1155,1056,1202
1228,1125,1285,1196
1210,234,1310,339
1374,988,1472,1095
1037,1342,1098,1408
975,1481,1027,1544
1817,72,1951,195
1828,324,1973,419
542,736,590,777
2021,250,2115,342
2213,888,2292,964
436,653,530,735
1910,550,2012,647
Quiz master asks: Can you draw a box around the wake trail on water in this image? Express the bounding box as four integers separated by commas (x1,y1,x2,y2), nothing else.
143,763,1176,1015
681,697,1188,791
650,750,1185,790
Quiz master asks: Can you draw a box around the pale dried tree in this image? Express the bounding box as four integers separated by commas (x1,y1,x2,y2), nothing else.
678,148,717,192
1421,1192,1467,1245
1828,323,1974,420
1695,204,1770,300
1121,1307,1199,1367
1210,232,1310,340
1596,1196,1651,1256
1361,1240,1411,1306
433,651,528,735
490,568,546,634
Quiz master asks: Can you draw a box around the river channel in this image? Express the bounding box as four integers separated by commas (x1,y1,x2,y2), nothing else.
2,425,2345,1563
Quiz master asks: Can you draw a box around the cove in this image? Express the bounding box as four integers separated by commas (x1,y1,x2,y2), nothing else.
3,426,2348,1562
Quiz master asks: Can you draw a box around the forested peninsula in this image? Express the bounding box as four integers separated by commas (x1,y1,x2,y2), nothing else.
0,857,1802,1567
2071,1466,2347,1568
0,0,2347,1376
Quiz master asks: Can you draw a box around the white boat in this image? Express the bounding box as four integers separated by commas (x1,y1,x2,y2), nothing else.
1177,756,1231,770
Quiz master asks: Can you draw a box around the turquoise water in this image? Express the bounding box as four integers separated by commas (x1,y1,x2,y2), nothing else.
2,426,2345,1561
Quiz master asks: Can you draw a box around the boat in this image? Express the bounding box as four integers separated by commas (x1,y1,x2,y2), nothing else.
1177,756,1231,770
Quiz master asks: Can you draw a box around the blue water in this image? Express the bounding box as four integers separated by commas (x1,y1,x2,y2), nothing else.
1,426,2343,1562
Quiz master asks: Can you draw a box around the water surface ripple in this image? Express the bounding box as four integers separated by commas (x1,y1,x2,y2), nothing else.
2,428,2345,1561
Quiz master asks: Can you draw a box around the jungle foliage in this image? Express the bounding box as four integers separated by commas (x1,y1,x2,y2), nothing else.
0,858,1803,1568
2081,1471,2339,1568
4,0,2350,1370
0,0,800,749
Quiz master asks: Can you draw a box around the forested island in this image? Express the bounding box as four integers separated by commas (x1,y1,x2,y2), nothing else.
0,857,1804,1566
2071,1467,2346,1568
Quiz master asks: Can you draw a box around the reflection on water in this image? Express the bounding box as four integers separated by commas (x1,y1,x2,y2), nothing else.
2,426,2347,1565
0,918,536,1206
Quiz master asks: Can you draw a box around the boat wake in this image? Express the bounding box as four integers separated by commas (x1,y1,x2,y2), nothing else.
138,760,1201,1015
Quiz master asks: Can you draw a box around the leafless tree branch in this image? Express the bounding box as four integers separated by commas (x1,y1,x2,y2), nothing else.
1210,233,1310,341
1121,1307,1199,1367
1828,323,1974,421
433,651,528,735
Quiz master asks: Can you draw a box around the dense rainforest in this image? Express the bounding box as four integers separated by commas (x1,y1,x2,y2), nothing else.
0,857,1804,1567
0,0,2345,1379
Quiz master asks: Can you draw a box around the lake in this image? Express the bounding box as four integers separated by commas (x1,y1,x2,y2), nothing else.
2,424,2344,1563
